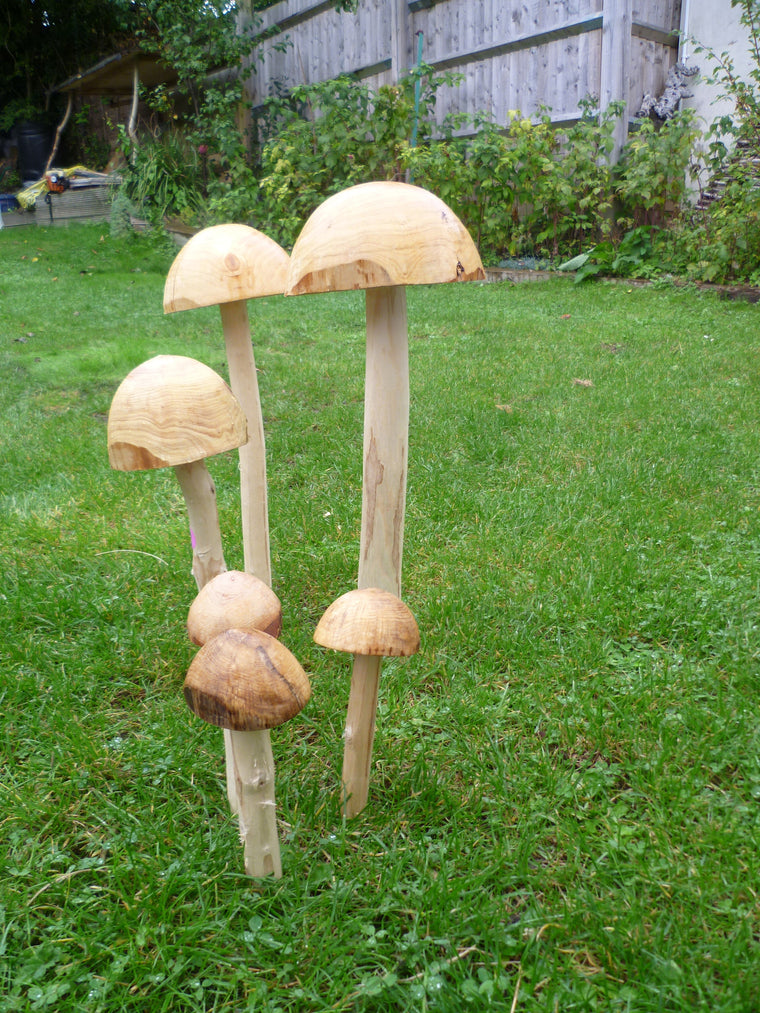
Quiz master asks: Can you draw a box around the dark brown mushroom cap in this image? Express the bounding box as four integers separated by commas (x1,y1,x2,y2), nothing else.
313,587,420,657
184,628,310,731
107,355,247,471
286,181,485,295
187,570,283,644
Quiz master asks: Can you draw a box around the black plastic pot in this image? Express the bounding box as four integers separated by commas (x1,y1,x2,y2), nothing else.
17,122,51,184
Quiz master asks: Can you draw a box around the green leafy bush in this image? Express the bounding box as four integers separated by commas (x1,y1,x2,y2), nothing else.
403,100,620,262
614,109,701,230
114,0,760,284
249,65,457,247
120,128,205,224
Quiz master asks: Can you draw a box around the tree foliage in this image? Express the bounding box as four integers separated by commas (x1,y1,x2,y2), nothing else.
0,0,138,127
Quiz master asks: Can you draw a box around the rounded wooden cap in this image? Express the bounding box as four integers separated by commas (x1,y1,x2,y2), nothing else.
314,587,420,657
187,570,283,645
107,355,247,471
164,224,290,312
286,182,485,295
184,628,310,731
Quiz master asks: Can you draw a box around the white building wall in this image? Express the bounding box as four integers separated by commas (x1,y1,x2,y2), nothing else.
679,0,755,133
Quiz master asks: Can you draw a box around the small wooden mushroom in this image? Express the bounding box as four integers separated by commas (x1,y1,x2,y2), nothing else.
314,588,419,817
187,570,283,645
163,225,289,586
287,182,483,814
107,354,246,589
184,628,310,878
187,569,283,817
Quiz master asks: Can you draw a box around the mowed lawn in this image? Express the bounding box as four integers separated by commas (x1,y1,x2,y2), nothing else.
1,223,758,1012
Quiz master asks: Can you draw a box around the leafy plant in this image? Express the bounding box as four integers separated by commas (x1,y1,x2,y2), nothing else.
251,65,458,247
120,128,205,223
614,109,701,230
403,99,620,263
559,226,657,282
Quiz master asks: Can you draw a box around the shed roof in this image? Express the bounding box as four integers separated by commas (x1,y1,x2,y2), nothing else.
54,49,178,96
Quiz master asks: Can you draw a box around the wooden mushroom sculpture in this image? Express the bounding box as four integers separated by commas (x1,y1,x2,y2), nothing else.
314,588,420,816
107,354,246,589
163,224,290,586
184,628,310,878
188,569,283,645
287,182,483,815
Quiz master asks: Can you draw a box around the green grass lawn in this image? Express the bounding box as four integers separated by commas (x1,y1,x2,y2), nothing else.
1,224,759,1012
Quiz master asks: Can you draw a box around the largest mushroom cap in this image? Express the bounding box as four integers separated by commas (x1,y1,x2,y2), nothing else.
107,354,247,471
164,224,290,312
286,181,485,295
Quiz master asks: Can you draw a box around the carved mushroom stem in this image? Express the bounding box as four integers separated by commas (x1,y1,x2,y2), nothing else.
217,301,274,816
173,460,227,591
173,460,238,813
342,286,409,816
219,300,271,585
229,728,282,879
342,654,382,817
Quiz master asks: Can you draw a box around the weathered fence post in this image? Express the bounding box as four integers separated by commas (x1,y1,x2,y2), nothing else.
391,0,413,81
600,0,633,162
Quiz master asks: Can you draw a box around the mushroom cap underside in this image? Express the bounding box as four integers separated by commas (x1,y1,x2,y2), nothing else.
164,224,290,312
184,627,311,731
314,587,420,657
286,181,485,295
188,570,283,644
107,354,247,470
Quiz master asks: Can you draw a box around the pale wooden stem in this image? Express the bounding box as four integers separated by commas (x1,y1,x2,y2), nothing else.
342,286,409,817
173,460,226,590
342,653,382,818
229,728,282,878
358,286,409,594
174,460,238,816
219,300,271,585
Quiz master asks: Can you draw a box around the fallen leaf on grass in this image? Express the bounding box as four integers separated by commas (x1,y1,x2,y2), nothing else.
495,403,513,412
560,313,571,319
572,378,594,387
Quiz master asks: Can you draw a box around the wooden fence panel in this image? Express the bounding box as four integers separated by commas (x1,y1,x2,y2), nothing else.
241,0,682,157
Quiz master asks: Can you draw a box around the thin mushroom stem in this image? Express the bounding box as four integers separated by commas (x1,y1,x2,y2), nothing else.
229,727,282,878
219,300,271,585
342,653,382,818
218,300,274,822
358,286,409,594
174,460,239,815
173,460,226,590
341,285,409,817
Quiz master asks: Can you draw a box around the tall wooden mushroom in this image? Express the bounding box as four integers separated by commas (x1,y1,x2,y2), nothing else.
286,181,484,815
163,224,289,587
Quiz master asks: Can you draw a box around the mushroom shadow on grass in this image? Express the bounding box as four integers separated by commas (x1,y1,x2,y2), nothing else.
286,181,484,817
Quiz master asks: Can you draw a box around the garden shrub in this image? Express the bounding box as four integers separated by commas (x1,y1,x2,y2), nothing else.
247,65,459,247
614,109,701,230
403,100,620,262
